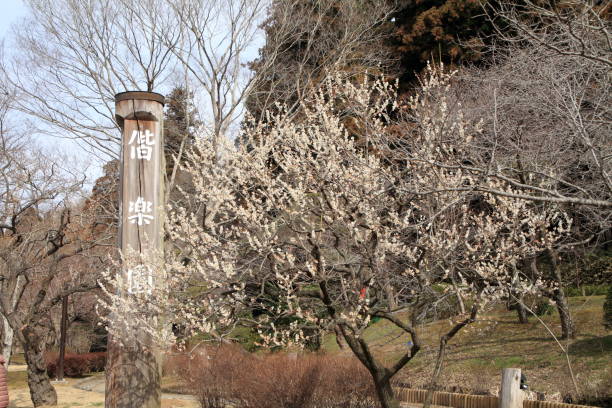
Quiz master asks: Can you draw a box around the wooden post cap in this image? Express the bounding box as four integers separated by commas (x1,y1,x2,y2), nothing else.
115,91,165,105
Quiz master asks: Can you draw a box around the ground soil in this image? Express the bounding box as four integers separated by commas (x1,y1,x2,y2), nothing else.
6,366,198,408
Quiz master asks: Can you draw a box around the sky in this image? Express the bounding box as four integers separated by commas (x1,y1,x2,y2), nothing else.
0,0,27,39
0,0,105,186
0,0,264,188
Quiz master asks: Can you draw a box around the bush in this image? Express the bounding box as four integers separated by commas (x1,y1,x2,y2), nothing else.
165,344,378,408
604,286,612,330
45,352,106,378
534,300,554,317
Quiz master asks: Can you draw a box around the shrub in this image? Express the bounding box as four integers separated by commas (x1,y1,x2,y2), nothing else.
166,344,378,408
45,352,107,378
534,300,554,317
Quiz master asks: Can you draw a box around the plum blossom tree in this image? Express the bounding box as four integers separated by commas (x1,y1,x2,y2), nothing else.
101,69,567,408
401,0,611,339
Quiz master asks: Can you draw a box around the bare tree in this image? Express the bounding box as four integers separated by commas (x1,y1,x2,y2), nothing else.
390,1,609,338
3,0,397,155
244,0,397,127
453,0,612,211
0,100,114,406
395,1,610,213
1,0,180,160
486,0,611,69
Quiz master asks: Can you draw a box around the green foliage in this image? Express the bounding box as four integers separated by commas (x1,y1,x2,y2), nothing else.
534,300,554,317
604,286,612,330
493,356,526,369
230,326,264,352
565,285,611,297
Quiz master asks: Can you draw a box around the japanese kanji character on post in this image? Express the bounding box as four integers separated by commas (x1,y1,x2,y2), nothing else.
128,197,154,225
127,265,154,295
128,129,156,160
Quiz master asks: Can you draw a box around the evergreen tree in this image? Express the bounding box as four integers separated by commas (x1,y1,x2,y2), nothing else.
164,86,200,177
390,0,495,90
245,0,396,124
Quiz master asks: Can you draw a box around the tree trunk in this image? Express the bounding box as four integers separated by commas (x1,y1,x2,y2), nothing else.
549,249,575,339
373,373,400,408
339,328,402,408
423,337,447,408
1,315,13,365
515,294,529,324
384,283,398,311
1,276,25,365
57,296,68,381
450,272,466,315
333,325,345,350
554,291,575,339
22,327,57,407
423,302,480,408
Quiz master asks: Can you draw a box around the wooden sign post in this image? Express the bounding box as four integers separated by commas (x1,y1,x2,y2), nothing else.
106,91,165,408
499,368,524,408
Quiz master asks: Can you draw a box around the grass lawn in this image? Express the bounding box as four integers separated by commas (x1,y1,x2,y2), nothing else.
6,296,609,405
323,295,611,397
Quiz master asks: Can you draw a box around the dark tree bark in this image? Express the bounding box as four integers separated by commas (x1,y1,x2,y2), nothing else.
516,300,529,324
21,327,57,407
317,279,420,408
342,333,401,408
554,291,575,339
549,250,576,339
373,371,399,408
57,296,68,381
510,291,528,324
333,325,345,350
530,254,576,339
339,311,421,408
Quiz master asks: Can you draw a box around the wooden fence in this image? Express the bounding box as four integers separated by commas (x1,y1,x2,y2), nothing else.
395,388,599,408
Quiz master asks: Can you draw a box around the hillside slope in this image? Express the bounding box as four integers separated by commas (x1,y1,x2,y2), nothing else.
323,296,611,401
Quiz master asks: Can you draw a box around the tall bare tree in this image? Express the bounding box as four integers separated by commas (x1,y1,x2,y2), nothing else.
0,95,114,406
1,0,180,159
245,0,397,128
2,0,398,162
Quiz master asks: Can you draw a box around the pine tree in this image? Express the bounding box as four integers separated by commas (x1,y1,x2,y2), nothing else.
164,86,200,177
390,0,494,91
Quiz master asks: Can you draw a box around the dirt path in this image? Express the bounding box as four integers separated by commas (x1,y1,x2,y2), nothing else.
7,372,198,408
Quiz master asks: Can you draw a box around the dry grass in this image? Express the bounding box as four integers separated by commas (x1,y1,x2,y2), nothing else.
323,296,611,403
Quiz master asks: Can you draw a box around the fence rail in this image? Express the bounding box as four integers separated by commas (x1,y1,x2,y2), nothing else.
395,388,598,408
